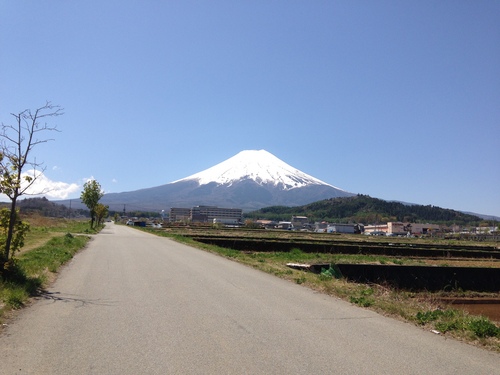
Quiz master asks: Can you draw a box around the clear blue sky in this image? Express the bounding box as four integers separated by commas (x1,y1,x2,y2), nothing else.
1,1,499,216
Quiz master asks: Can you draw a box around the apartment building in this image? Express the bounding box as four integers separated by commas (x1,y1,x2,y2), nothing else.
169,205,243,225
169,207,191,222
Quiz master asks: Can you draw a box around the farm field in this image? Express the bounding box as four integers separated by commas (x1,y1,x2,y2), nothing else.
161,226,500,268
145,225,500,352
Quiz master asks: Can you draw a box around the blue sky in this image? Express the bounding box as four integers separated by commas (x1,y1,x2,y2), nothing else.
1,1,499,216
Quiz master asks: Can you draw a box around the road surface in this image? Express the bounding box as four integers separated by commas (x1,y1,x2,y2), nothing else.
0,223,498,374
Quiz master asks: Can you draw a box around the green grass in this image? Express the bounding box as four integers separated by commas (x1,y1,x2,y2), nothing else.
468,317,500,338
349,287,375,307
1,220,94,322
1,234,90,312
414,308,499,339
19,233,89,276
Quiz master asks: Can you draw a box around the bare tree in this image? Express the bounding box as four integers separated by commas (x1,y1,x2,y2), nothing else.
0,102,63,271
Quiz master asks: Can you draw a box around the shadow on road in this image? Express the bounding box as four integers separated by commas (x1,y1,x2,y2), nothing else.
38,291,117,307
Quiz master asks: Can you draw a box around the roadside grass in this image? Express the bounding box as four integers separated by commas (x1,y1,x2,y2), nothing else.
144,227,500,352
20,217,98,255
0,218,95,324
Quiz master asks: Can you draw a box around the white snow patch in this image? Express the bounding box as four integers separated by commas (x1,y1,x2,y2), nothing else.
172,150,346,191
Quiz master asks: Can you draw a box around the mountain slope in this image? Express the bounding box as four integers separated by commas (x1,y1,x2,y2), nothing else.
98,150,354,211
246,195,484,225
174,150,343,190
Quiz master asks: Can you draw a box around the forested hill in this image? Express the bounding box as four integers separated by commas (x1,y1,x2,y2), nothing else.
5,197,89,218
245,195,483,225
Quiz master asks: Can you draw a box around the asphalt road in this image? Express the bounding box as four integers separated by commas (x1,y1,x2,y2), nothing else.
0,223,498,374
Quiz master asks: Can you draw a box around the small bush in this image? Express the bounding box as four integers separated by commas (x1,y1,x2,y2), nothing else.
350,295,374,307
295,276,306,284
415,308,463,326
350,287,374,307
468,317,500,338
414,308,499,337
416,309,445,325
5,287,28,309
435,319,463,333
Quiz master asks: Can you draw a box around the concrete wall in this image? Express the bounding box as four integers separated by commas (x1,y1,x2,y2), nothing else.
337,264,500,292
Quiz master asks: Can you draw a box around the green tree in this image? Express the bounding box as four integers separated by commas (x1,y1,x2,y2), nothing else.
95,203,109,226
0,208,30,267
0,102,62,273
80,180,104,228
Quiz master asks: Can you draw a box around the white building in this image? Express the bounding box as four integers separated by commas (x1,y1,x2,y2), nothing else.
364,222,440,235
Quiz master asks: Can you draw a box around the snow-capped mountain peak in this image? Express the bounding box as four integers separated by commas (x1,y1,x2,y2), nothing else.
174,149,344,191
96,149,353,211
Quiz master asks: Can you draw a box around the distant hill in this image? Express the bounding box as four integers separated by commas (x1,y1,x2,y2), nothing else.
245,195,485,226
15,197,88,218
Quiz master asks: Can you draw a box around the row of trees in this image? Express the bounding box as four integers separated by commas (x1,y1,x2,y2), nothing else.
0,103,107,276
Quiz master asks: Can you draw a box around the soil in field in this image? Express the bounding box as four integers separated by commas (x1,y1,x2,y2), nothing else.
437,298,500,322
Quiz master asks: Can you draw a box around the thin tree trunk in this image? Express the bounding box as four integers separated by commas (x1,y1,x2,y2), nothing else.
2,197,18,272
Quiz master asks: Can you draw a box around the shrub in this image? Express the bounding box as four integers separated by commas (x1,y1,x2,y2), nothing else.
468,317,500,338
350,287,374,307
416,309,445,325
350,295,374,307
295,276,306,284
435,319,463,333
4,286,28,309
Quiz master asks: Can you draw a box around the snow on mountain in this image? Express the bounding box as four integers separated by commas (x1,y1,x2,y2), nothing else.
87,149,353,211
174,149,345,191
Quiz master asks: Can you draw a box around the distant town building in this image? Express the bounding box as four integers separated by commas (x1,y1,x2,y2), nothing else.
326,223,364,234
276,221,293,230
364,222,440,235
169,206,243,225
408,223,440,235
388,222,406,235
255,219,277,229
169,208,191,222
291,216,309,228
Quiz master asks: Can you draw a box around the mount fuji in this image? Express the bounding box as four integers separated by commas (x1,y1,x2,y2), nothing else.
99,150,354,211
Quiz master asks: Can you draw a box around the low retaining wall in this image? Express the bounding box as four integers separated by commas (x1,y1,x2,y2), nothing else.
336,264,500,292
192,237,500,259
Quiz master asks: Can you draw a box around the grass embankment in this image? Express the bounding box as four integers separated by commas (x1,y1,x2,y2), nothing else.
146,227,500,352
0,217,97,323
